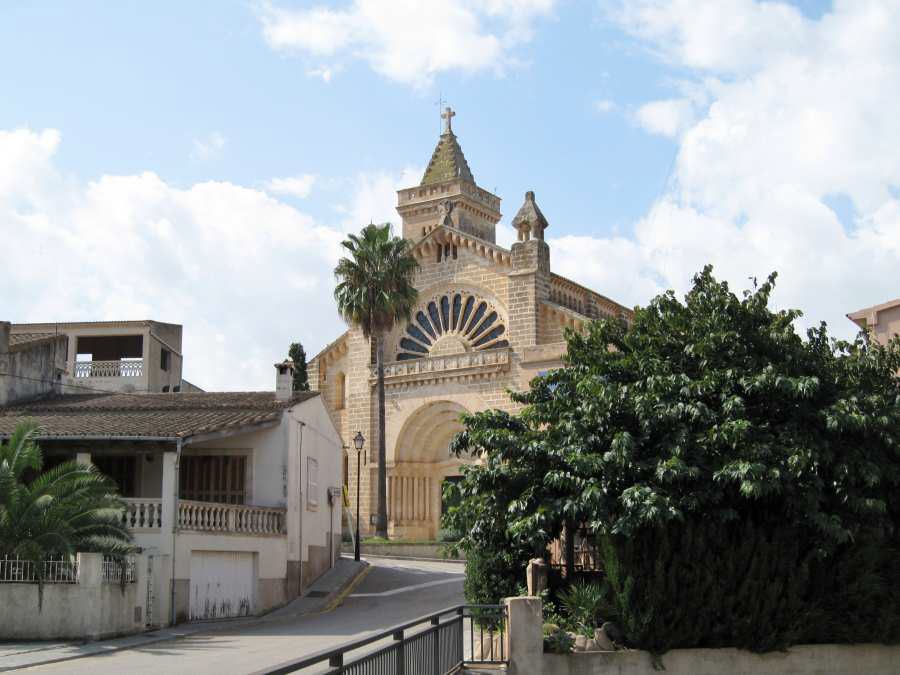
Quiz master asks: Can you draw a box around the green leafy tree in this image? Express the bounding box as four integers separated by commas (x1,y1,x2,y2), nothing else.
446,266,900,651
0,421,134,608
334,223,418,537
288,342,309,391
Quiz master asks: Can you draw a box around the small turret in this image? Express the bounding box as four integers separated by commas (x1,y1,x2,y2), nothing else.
511,191,549,242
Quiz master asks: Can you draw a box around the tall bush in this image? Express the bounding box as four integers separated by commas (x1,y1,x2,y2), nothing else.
446,267,900,650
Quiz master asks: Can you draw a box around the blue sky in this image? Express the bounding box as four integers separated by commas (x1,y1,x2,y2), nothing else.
2,0,686,231
2,0,897,390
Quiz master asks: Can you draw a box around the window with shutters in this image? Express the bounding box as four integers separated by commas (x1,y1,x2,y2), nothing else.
307,457,319,510
179,455,248,504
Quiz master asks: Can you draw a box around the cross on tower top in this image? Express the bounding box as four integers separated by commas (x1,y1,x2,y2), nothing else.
441,106,456,134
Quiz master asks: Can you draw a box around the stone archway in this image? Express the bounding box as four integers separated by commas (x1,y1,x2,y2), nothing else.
388,400,469,540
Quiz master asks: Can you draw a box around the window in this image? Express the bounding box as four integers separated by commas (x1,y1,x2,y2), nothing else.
335,372,346,410
162,385,170,393
94,456,136,496
307,457,319,510
179,455,247,504
160,348,171,372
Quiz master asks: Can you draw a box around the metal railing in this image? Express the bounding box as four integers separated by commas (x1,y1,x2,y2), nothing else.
253,604,506,674
0,556,79,584
101,555,137,584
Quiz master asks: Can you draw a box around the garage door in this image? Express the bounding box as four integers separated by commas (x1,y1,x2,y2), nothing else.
189,551,256,620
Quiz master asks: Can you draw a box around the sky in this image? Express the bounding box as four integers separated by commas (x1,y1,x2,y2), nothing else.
1,0,898,391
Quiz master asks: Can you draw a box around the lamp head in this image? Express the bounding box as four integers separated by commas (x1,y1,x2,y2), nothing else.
353,431,365,451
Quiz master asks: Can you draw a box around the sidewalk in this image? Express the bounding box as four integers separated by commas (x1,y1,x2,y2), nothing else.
0,557,369,672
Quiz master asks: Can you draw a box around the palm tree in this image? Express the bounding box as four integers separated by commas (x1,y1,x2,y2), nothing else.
334,223,418,538
0,420,134,608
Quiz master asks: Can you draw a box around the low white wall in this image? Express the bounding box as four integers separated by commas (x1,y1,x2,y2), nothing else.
505,596,900,675
542,645,900,675
0,553,148,640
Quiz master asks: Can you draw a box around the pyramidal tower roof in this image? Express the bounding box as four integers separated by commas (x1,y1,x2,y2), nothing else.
421,107,475,186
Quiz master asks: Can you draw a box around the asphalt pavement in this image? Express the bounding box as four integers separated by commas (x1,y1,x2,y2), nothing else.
5,557,465,674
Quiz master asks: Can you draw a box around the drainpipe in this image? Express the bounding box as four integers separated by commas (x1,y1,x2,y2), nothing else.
170,437,183,626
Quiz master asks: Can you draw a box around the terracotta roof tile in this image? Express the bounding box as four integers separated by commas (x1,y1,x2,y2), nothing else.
0,391,319,439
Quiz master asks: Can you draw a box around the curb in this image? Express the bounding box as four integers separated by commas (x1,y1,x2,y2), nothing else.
360,553,465,564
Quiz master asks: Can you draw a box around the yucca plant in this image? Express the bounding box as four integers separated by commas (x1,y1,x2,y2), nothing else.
558,580,618,634
0,420,134,609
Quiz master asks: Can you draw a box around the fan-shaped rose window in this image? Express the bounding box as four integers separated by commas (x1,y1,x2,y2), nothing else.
397,292,509,360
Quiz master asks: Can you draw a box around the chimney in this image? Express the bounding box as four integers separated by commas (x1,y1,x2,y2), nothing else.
0,322,9,354
274,360,295,401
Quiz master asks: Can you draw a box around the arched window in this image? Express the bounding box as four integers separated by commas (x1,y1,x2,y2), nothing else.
396,291,509,360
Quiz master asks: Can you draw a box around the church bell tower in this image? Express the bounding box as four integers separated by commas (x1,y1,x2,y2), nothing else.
396,108,502,243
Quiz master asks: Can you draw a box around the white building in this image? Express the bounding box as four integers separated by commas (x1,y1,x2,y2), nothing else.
0,362,343,627
8,319,201,395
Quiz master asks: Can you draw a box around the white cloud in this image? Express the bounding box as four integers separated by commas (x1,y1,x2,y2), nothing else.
1,128,349,391
258,0,556,87
306,65,338,83
554,0,900,337
266,174,317,199
594,99,616,113
190,132,226,161
337,167,423,231
634,97,696,137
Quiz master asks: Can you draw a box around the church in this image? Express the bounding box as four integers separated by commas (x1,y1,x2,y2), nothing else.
309,109,632,540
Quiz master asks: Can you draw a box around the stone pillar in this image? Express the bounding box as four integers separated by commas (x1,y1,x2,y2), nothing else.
509,240,550,351
505,596,544,675
159,451,177,555
526,558,548,597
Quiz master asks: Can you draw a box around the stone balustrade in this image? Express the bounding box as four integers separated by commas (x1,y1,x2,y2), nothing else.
177,500,286,535
122,498,163,530
376,348,511,388
74,359,143,378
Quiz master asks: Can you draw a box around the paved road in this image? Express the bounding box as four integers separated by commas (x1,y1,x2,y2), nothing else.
23,557,465,674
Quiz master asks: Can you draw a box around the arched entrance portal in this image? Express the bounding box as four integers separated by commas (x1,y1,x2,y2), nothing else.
389,401,469,540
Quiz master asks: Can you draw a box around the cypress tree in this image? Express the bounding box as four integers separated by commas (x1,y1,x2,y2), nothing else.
288,342,309,391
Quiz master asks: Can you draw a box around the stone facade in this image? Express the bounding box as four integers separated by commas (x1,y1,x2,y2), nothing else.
310,111,631,540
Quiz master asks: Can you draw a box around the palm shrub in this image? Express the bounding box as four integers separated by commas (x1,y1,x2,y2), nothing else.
334,223,418,538
558,580,617,635
0,420,134,608
446,266,900,652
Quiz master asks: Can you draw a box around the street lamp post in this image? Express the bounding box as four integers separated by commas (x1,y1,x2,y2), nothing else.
353,431,365,562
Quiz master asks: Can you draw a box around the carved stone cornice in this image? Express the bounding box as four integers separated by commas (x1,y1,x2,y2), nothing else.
372,348,511,389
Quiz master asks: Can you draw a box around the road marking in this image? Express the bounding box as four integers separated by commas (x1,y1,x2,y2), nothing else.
349,577,462,598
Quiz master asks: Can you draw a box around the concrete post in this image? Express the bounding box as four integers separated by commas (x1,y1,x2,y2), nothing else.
505,596,544,675
133,553,148,629
76,552,104,639
159,452,177,555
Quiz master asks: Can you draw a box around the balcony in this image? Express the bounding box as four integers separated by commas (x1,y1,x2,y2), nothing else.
121,498,286,536
74,359,144,379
